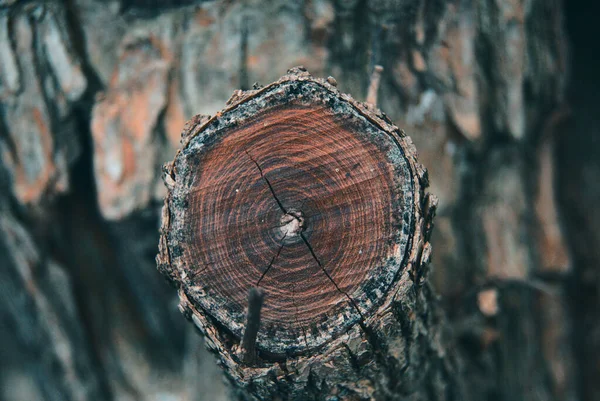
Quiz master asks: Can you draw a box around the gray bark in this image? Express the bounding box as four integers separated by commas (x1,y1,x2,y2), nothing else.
0,0,592,401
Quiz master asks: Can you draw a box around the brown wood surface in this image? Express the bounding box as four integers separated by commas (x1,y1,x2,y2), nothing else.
168,82,415,355
157,69,455,399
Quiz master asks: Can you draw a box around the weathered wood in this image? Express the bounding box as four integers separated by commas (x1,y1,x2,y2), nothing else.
0,2,86,206
158,67,460,400
1,1,591,401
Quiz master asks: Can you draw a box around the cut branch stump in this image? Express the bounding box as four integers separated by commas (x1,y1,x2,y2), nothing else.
157,67,460,400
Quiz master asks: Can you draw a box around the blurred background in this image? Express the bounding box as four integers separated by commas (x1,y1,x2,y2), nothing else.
0,0,598,400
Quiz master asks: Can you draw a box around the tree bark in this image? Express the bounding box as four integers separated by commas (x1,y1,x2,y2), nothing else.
0,1,591,401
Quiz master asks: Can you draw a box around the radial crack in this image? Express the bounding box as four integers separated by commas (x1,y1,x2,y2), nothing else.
191,263,211,279
246,150,365,335
256,234,287,286
246,150,288,214
299,232,365,320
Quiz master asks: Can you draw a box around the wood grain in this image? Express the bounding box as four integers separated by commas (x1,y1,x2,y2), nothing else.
155,69,458,401
161,73,416,356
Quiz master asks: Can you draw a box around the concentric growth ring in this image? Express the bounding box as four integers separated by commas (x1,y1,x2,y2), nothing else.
166,79,414,355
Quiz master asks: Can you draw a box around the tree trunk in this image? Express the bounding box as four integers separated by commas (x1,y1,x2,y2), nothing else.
0,1,594,401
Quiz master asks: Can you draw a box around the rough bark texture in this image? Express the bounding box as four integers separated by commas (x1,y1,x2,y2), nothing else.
0,0,595,401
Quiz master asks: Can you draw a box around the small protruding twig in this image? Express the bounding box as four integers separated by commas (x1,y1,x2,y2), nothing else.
239,16,250,90
241,287,264,364
366,65,384,107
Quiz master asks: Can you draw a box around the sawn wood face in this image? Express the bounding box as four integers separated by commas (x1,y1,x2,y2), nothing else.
165,79,415,355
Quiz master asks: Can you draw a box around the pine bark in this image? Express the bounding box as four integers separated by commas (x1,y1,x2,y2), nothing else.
0,1,592,401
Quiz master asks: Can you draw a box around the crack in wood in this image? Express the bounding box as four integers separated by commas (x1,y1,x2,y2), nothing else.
299,231,366,321
246,150,290,215
256,234,287,286
190,263,210,279
266,200,309,231
246,149,365,322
